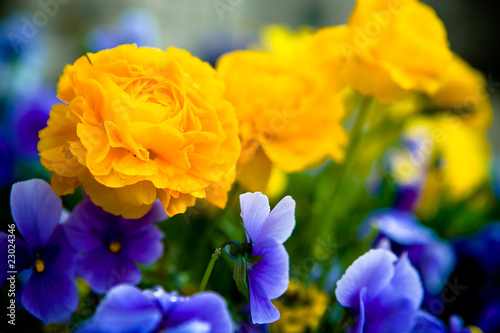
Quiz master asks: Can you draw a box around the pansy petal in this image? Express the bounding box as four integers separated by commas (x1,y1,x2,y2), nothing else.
10,179,62,251
383,253,423,311
255,195,295,247
123,225,164,265
248,279,280,324
79,247,141,294
419,241,455,295
80,284,161,333
359,209,436,245
165,291,234,333
21,269,78,323
167,320,211,333
336,249,397,310
0,234,33,286
410,311,447,333
240,192,270,242
248,244,289,299
64,198,120,252
128,199,168,226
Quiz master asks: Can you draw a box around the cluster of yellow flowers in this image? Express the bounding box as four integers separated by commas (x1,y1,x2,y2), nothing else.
38,0,492,218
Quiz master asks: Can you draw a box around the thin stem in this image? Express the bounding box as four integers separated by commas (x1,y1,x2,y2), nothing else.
199,248,222,292
199,240,241,292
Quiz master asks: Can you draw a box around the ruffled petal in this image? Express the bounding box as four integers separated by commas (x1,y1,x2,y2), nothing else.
10,179,62,252
240,192,270,242
255,195,295,247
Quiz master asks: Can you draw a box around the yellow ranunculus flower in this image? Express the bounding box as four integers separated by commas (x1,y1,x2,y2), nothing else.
430,53,493,131
217,26,347,191
312,0,453,103
38,44,241,218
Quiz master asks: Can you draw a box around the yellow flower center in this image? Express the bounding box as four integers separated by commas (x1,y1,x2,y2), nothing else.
35,258,45,273
109,241,121,253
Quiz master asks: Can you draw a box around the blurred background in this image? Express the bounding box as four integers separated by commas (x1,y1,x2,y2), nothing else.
0,0,498,156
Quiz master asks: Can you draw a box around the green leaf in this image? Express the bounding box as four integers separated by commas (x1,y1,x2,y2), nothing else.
233,254,249,299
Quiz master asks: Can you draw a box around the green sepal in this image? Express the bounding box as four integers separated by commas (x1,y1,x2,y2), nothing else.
233,254,249,299
245,253,263,265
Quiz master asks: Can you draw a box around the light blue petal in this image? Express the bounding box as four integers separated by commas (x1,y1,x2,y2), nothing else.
249,279,280,324
82,284,161,333
240,192,270,243
255,196,295,247
335,249,397,310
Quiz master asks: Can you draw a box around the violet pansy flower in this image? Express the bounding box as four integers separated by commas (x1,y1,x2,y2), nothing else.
359,209,455,295
77,284,233,333
64,198,166,294
0,179,78,323
238,192,296,324
336,249,423,333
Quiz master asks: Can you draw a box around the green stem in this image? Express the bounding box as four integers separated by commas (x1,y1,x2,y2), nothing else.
199,248,222,292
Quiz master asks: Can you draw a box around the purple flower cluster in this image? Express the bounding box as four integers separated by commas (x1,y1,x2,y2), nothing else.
78,284,233,333
1,179,166,323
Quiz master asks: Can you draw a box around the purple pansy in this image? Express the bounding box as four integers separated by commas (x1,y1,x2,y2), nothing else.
0,179,78,323
63,197,166,294
77,284,233,333
359,209,456,295
336,249,423,333
239,192,296,324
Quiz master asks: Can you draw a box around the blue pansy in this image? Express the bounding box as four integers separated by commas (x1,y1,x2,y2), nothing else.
359,209,456,295
86,8,159,52
239,192,296,324
0,179,78,323
64,197,166,294
335,249,423,333
412,312,478,333
77,284,233,333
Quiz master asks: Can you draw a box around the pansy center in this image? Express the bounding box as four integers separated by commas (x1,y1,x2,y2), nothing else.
35,258,45,273
109,241,121,253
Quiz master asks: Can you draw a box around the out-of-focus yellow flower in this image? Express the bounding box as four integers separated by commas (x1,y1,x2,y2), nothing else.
271,280,329,333
430,53,493,131
217,26,347,192
312,0,453,103
402,116,490,218
39,44,240,218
